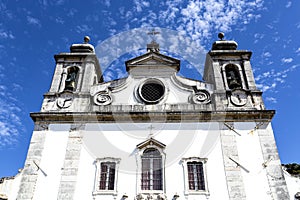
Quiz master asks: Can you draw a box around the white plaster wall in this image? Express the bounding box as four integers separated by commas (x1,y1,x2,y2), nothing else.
8,172,22,200
33,130,69,200
5,122,290,200
165,78,192,104
111,75,195,105
0,171,22,200
76,122,229,200
284,170,300,199
235,122,273,200
73,146,95,200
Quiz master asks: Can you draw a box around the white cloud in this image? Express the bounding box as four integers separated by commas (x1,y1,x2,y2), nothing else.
296,47,300,54
12,83,23,91
39,0,48,7
281,57,293,64
266,97,277,103
55,17,64,24
0,85,23,148
0,30,14,39
101,0,264,79
97,0,111,7
254,33,265,43
39,0,66,7
55,0,65,5
169,0,263,44
76,25,93,34
116,0,263,48
263,52,271,57
104,0,111,7
27,16,41,27
256,82,276,92
134,0,150,12
286,1,292,8
67,8,77,17
255,64,300,92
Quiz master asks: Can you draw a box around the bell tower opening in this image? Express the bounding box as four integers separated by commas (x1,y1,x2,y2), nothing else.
64,66,79,91
225,64,242,90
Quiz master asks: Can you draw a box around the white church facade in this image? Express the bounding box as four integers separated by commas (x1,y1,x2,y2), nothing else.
1,34,298,200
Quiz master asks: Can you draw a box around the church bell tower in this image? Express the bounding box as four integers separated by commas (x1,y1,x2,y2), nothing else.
42,36,103,112
203,33,264,111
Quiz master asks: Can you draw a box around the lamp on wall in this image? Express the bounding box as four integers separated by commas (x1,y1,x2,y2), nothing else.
173,193,179,199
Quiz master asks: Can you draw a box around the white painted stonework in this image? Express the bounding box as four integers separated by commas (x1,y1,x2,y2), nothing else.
1,123,299,199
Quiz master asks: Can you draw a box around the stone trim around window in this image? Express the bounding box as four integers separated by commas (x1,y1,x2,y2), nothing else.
93,157,121,197
136,138,166,197
181,157,209,196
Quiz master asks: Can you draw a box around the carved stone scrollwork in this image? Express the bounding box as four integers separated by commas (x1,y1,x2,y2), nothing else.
34,123,49,131
295,192,300,199
135,193,167,200
93,92,112,105
57,92,74,108
136,193,145,200
191,90,211,104
157,193,167,200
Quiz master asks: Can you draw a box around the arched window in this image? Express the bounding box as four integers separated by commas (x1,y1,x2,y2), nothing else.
136,137,166,199
64,66,79,91
141,148,163,190
225,64,242,89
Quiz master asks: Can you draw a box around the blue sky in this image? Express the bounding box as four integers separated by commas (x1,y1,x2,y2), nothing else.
0,0,299,178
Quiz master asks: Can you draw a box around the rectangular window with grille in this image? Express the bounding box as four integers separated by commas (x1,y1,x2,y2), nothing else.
187,161,205,191
99,162,116,190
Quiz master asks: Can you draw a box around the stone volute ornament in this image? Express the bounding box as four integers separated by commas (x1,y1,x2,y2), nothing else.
191,90,211,104
93,92,112,105
56,92,74,108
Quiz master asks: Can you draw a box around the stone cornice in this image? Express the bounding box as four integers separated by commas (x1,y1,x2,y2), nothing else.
30,110,275,123
125,51,180,72
208,50,252,60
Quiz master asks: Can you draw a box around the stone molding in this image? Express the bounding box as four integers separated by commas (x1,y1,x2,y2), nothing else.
30,110,275,123
16,131,47,200
257,129,290,200
57,127,84,200
220,126,247,200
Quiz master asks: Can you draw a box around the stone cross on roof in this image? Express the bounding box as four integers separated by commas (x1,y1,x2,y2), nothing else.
147,28,160,42
147,29,160,52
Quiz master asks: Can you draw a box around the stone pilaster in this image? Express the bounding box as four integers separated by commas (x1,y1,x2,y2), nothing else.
257,127,289,200
57,124,85,200
17,127,47,200
220,123,246,200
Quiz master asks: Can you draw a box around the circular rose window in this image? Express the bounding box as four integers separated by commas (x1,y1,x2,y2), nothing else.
139,79,165,104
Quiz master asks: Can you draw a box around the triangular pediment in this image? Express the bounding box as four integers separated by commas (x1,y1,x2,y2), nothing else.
136,137,166,150
125,51,180,72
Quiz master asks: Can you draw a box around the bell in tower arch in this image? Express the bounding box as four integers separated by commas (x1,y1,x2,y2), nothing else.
64,66,79,91
225,64,242,89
